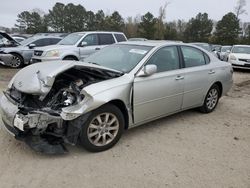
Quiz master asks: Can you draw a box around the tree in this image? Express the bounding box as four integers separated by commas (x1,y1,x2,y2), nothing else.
164,22,178,40
95,10,106,30
46,3,65,32
234,0,247,19
105,11,125,31
156,2,170,39
15,11,47,34
124,17,139,38
214,12,240,45
138,12,157,39
184,13,213,42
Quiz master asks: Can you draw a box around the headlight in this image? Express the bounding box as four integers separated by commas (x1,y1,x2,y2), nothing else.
230,55,237,61
45,50,60,57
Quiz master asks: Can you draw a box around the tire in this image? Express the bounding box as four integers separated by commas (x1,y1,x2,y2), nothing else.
78,104,125,152
200,84,220,113
9,53,24,68
63,56,78,61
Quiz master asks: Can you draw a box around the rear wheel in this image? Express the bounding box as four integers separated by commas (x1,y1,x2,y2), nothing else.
200,84,220,113
9,53,24,68
78,104,125,152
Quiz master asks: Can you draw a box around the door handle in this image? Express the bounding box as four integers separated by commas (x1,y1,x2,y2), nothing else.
208,70,215,74
95,47,100,50
175,75,184,80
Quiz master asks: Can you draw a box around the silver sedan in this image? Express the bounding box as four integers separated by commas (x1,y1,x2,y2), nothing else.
0,41,233,154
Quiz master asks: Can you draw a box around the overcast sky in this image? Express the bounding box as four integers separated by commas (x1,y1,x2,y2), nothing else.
0,0,250,28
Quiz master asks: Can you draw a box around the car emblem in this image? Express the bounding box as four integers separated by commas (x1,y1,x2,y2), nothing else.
18,81,22,87
247,59,250,63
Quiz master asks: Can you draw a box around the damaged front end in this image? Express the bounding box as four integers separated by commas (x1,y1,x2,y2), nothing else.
0,63,122,154
0,51,14,66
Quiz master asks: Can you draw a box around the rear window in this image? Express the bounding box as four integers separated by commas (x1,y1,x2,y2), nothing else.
114,34,126,42
98,34,115,45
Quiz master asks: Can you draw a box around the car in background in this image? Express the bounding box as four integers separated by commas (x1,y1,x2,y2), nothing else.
228,45,250,69
31,31,127,63
190,42,213,52
0,41,233,154
219,46,232,61
12,36,26,43
128,38,148,41
0,36,62,68
0,31,20,48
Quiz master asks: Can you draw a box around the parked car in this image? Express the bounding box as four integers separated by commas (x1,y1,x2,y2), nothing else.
12,36,27,43
31,31,127,63
0,41,233,154
190,42,213,52
0,31,20,48
219,46,232,61
228,45,250,69
0,36,62,68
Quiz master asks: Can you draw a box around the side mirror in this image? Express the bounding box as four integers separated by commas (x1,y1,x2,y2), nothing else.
80,41,87,47
28,43,36,49
137,65,157,77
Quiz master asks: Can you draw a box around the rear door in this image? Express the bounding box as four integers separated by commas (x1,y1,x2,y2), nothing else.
133,46,184,124
180,46,214,109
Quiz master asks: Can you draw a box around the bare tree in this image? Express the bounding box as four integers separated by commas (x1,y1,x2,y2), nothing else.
234,0,247,19
156,2,170,39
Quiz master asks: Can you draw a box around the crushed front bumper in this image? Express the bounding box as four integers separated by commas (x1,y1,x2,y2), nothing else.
0,94,68,154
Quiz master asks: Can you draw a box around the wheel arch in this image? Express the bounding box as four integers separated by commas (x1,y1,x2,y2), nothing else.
9,52,24,62
213,81,223,98
107,100,129,130
63,55,79,61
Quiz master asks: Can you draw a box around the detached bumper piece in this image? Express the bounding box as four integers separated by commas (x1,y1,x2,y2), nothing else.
24,135,68,155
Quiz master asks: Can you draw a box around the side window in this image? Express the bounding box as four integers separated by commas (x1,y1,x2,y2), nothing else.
114,34,126,42
98,34,115,45
181,46,207,68
50,38,61,45
146,46,180,73
81,34,98,46
32,38,52,47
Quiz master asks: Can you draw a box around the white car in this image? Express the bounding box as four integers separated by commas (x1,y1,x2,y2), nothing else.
228,45,250,69
31,31,127,63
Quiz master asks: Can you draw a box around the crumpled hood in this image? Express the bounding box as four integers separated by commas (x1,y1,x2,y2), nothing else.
11,61,121,95
232,53,250,59
35,45,75,52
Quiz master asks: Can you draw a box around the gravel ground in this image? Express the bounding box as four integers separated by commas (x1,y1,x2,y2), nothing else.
0,65,249,188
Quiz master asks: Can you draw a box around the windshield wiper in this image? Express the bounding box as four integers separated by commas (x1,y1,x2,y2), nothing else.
88,61,100,66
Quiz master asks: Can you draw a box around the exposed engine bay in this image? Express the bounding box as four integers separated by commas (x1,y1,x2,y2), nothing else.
3,66,122,154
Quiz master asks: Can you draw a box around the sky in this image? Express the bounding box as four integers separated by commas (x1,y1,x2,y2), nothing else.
0,0,250,28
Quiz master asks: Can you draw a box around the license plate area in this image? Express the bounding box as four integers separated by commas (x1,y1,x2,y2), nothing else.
13,114,28,131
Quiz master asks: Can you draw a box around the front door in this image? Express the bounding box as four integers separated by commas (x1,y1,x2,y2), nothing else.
133,46,184,124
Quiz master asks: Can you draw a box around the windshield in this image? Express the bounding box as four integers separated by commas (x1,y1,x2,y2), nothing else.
221,46,232,52
232,46,250,54
58,33,84,45
85,44,153,73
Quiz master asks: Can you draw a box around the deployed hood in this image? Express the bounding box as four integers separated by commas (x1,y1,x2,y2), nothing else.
11,61,122,95
232,53,250,59
0,32,20,48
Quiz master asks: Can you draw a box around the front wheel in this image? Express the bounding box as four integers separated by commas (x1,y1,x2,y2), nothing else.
78,104,125,152
200,84,220,113
9,54,24,68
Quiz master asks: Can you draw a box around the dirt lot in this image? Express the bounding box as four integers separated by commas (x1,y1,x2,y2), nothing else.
0,65,249,188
